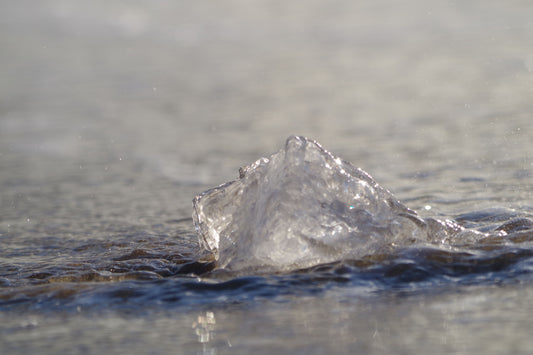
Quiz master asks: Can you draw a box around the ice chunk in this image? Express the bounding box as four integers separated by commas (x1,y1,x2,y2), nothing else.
193,135,458,272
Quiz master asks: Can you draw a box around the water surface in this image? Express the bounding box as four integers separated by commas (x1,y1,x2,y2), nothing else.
1,0,533,354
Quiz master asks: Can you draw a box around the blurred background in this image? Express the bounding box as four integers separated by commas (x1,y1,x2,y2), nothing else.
1,0,533,233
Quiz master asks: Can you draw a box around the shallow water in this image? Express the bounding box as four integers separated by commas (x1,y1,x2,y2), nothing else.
2,0,533,354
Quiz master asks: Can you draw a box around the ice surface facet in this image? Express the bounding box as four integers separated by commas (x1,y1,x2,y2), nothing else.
193,136,457,272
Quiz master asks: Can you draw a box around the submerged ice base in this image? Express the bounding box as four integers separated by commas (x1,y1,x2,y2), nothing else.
193,136,466,272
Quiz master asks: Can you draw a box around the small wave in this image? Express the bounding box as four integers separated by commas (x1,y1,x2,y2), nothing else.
2,236,533,312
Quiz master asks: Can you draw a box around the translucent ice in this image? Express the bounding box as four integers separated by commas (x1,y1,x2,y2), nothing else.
193,135,464,272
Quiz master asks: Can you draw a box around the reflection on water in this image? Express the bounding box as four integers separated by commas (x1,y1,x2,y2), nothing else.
193,311,218,355
193,311,216,343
